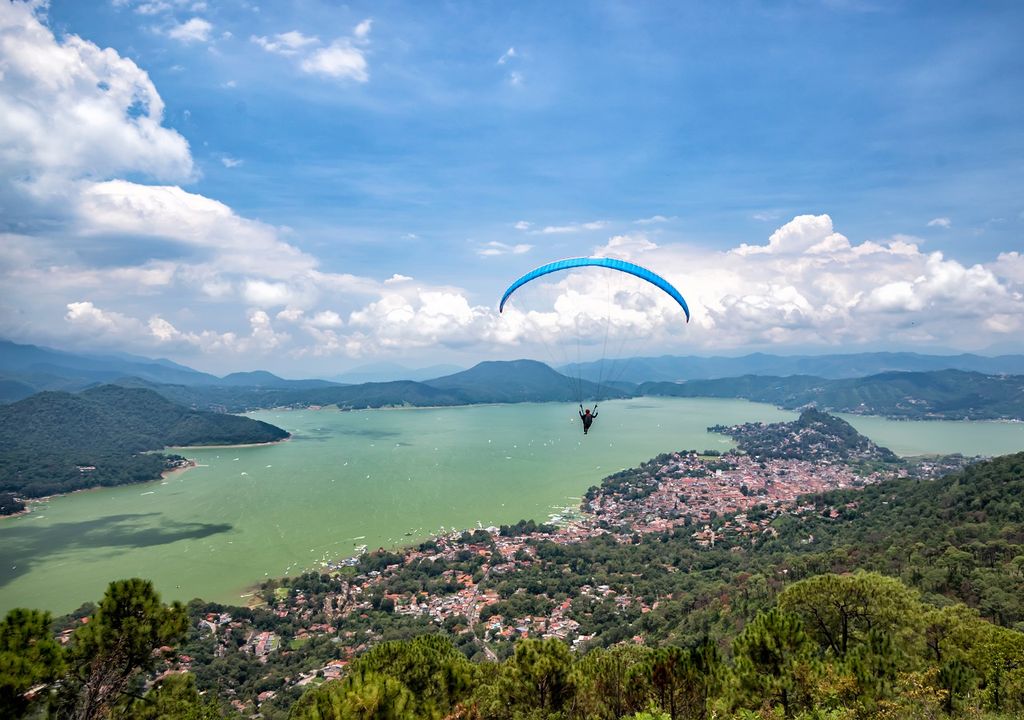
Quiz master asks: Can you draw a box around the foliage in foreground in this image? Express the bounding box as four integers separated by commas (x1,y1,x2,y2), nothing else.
287,572,1024,720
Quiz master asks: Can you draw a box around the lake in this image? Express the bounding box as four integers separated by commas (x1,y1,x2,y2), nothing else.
1,398,1022,615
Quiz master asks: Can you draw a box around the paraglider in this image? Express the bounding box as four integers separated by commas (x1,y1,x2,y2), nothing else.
579,404,598,435
499,257,690,436
499,257,690,321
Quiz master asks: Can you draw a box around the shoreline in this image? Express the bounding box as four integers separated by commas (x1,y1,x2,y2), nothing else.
167,436,292,451
0,442,272,521
161,458,198,480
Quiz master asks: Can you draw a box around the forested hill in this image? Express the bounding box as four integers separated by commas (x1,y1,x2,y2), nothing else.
0,385,288,498
642,368,1024,420
711,407,900,464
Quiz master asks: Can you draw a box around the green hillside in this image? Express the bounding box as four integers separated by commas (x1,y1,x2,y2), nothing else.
0,385,289,498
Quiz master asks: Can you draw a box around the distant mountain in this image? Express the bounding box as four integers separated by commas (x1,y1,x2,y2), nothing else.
642,369,1024,420
118,360,613,411
331,362,465,384
0,338,220,395
425,359,626,403
0,385,289,498
563,351,1024,383
218,370,340,390
0,339,341,399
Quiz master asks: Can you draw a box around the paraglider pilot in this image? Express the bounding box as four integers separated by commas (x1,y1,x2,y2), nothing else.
579,404,598,435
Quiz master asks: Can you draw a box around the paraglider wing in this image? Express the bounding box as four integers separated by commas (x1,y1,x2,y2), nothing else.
498,257,690,322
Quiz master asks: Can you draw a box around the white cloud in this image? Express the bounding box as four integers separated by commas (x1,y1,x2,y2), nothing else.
353,18,372,41
927,216,952,228
497,46,516,65
76,180,318,278
167,17,212,43
346,289,496,355
66,300,144,336
136,1,172,14
255,20,371,83
385,273,413,284
537,220,608,234
221,79,237,88
0,1,193,190
733,214,850,255
634,215,672,225
220,155,242,167
308,310,343,328
752,211,779,222
301,40,368,81
477,241,532,257
514,220,531,231
508,71,524,86
250,30,318,55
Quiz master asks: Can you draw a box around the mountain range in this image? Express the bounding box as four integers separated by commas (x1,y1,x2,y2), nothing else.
2,339,1023,420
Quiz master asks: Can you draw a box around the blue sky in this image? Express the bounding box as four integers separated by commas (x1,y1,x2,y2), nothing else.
1,0,1022,375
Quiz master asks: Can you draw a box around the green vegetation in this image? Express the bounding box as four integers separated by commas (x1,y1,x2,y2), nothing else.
0,491,25,516
0,384,288,497
710,408,900,465
2,579,189,720
642,369,1024,420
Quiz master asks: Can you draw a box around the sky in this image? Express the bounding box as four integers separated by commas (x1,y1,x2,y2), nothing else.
0,0,1022,377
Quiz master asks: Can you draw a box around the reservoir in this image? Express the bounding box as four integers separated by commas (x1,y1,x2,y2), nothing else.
1,398,1022,615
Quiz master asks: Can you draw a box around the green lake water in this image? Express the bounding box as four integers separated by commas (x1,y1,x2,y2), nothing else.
1,398,1022,615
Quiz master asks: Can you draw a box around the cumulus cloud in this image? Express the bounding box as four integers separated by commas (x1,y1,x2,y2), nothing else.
167,17,212,43
301,40,368,81
0,1,193,190
497,46,516,65
514,220,531,230
477,241,532,257
598,215,1024,349
927,217,952,228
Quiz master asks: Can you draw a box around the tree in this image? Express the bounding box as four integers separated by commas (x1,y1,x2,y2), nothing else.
731,609,817,719
644,642,720,720
125,673,221,720
289,668,413,720
352,633,474,718
57,579,188,720
777,572,921,659
574,644,653,720
486,637,576,718
0,608,65,718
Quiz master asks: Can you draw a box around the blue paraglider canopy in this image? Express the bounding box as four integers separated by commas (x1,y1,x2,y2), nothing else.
498,257,690,322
